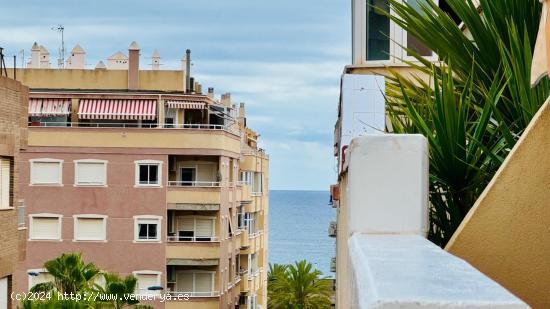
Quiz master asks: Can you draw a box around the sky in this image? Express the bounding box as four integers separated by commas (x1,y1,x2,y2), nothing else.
0,0,350,190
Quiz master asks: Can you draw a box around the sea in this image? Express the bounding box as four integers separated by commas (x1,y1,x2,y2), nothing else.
268,190,336,277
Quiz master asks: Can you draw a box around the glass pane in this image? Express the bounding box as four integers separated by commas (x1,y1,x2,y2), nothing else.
138,224,148,239
148,224,157,239
367,0,390,61
149,165,158,183
139,165,148,184
406,0,432,56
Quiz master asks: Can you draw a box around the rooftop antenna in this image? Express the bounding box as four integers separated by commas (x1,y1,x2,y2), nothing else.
51,25,65,68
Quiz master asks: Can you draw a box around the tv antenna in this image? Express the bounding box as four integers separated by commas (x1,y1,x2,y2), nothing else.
51,25,65,68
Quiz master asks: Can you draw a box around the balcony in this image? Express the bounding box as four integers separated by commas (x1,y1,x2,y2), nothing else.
241,231,262,254
166,211,220,261
328,221,337,238
167,155,223,208
166,265,220,309
27,122,240,152
340,135,527,308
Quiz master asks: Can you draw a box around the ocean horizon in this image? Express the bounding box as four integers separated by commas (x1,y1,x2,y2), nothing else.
268,189,336,277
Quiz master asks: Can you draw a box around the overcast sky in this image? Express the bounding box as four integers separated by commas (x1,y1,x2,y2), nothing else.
0,0,350,190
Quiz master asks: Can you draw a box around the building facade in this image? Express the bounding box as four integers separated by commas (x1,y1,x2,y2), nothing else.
14,42,268,309
0,70,28,309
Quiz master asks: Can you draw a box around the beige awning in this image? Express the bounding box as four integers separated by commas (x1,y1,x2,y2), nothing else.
167,259,218,266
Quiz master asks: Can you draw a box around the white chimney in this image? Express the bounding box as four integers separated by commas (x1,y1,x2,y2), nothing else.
152,49,160,70
29,42,40,68
67,44,86,69
39,45,50,68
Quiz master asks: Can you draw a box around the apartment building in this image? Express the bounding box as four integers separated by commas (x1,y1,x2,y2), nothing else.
14,42,268,309
0,61,28,309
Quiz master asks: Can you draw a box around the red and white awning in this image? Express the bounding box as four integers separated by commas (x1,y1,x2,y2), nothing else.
78,99,157,120
166,100,206,109
29,99,71,117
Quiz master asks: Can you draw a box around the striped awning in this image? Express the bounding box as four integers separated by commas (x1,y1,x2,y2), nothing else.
29,99,71,117
166,100,206,109
78,99,157,120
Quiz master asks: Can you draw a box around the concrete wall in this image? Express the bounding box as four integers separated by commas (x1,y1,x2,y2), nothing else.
16,69,184,92
0,75,27,308
446,98,550,308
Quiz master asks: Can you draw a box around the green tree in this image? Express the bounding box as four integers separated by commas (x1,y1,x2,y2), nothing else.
93,273,140,309
383,0,547,246
268,260,332,309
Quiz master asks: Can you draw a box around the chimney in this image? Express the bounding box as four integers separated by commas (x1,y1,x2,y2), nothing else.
196,83,202,94
207,87,215,99
185,49,191,93
151,49,160,70
30,42,40,68
221,92,231,106
128,41,140,90
239,102,246,127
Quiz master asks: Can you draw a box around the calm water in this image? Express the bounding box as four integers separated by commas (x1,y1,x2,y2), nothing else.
268,190,336,277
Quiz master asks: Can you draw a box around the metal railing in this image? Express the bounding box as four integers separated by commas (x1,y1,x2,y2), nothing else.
167,181,221,187
28,121,238,134
168,291,220,298
166,235,220,242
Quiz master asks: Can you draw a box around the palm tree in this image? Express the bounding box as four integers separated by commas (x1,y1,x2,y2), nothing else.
383,0,547,246
93,273,140,309
268,260,332,309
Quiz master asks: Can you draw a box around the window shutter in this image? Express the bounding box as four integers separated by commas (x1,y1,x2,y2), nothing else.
76,218,104,240
177,217,194,231
76,162,105,185
194,273,213,293
176,273,193,292
0,159,10,208
195,219,213,237
32,162,60,184
32,218,59,239
136,274,159,294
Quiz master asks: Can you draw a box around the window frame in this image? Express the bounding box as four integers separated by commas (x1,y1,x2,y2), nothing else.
0,157,12,209
29,158,63,186
74,159,108,187
134,160,163,187
353,0,438,65
27,268,53,291
133,215,162,242
73,214,108,242
29,214,62,241
175,216,216,242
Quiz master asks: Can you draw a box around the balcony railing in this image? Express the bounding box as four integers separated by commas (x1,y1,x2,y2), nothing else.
28,121,240,134
167,235,220,242
168,291,220,298
168,181,221,187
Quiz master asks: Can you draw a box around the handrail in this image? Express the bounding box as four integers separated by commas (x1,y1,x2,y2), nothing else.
28,121,240,135
168,291,220,297
168,181,221,187
167,235,220,242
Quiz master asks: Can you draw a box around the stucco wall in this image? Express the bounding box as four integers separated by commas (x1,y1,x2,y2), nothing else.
446,98,550,308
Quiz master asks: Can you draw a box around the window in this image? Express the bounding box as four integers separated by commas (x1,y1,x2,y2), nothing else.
135,160,162,186
134,216,161,242
29,215,62,240
245,213,256,235
175,272,215,296
252,172,263,194
0,276,9,309
248,294,257,309
353,0,438,64
30,159,63,185
179,167,196,186
74,160,107,186
175,217,215,241
74,215,107,241
366,0,390,61
237,206,245,229
27,269,53,291
0,158,12,209
240,171,253,186
134,271,161,295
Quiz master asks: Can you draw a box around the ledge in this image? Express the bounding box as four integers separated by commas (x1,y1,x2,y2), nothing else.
348,234,528,308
